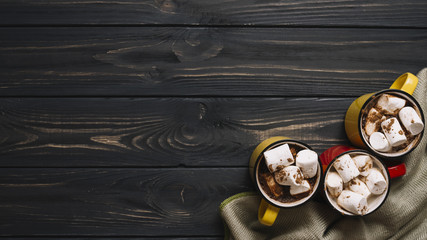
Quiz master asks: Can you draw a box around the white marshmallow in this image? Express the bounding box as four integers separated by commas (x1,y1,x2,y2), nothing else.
352,155,373,177
376,94,406,114
334,154,360,183
399,107,424,135
369,132,392,152
296,149,318,178
274,166,304,186
365,122,377,137
348,178,371,198
365,108,381,136
381,118,407,147
366,168,387,195
326,172,343,198
337,190,368,215
358,175,367,182
290,180,311,196
264,143,294,173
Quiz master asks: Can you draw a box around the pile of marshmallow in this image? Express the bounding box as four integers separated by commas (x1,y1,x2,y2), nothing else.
326,154,387,215
365,94,424,152
263,144,318,197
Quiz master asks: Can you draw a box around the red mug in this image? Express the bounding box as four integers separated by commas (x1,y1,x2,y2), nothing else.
319,145,406,216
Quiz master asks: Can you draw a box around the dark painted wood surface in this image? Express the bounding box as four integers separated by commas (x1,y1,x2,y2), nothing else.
0,0,425,239
0,98,348,167
1,0,427,27
0,168,251,236
1,28,426,96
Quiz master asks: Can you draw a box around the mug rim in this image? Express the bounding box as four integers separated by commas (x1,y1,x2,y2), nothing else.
323,149,391,216
253,139,323,208
358,89,425,158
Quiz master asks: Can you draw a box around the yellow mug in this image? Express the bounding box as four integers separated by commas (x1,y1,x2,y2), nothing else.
345,73,425,158
249,137,322,226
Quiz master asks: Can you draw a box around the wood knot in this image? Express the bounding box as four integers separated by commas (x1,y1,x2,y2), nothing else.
156,0,178,13
172,29,223,62
198,102,207,120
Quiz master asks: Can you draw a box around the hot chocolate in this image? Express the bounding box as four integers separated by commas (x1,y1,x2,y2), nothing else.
325,152,388,216
361,92,424,155
257,143,319,204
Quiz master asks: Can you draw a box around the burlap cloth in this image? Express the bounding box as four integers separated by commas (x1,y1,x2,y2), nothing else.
220,68,427,240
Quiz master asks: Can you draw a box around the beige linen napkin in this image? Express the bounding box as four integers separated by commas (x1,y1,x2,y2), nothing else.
220,68,427,240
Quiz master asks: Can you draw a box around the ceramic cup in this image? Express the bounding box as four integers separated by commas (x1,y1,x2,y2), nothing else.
344,72,424,158
319,145,406,216
249,136,322,226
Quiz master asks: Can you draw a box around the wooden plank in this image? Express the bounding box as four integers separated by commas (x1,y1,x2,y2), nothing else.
0,168,252,236
0,0,426,27
0,97,350,167
1,28,426,97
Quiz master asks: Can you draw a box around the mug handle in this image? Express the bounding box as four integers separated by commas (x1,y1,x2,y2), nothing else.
389,72,418,95
388,163,406,178
258,198,280,226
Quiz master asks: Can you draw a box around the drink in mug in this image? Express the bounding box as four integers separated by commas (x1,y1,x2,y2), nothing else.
249,137,322,226
345,73,425,158
320,146,406,216
360,91,424,157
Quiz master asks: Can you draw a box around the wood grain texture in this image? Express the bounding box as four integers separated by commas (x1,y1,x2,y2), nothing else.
1,27,426,97
0,97,351,167
1,1,425,238
0,168,252,236
0,0,426,27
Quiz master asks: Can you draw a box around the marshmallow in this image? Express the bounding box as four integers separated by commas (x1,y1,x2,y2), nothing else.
296,149,318,178
290,180,311,196
274,166,304,186
357,175,367,184
326,172,343,198
261,173,284,197
366,168,387,195
365,122,378,137
365,108,382,136
259,173,284,197
376,94,406,114
337,190,368,215
352,155,373,177
334,154,360,183
399,107,424,135
264,143,294,173
348,178,371,198
381,117,407,147
369,132,392,152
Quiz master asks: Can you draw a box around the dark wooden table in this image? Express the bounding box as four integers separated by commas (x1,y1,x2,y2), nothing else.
0,1,426,238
